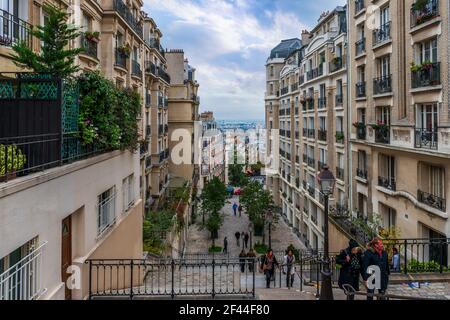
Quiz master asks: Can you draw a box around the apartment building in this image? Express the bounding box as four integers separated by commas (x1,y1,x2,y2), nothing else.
349,0,450,240
199,111,225,189
265,39,302,206
266,6,348,252
166,51,201,185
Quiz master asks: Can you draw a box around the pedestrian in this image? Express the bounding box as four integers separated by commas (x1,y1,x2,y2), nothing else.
232,202,238,216
336,239,363,300
282,249,296,289
239,250,247,273
235,231,241,246
261,249,279,288
247,249,256,272
244,233,249,249
223,237,228,254
238,204,243,217
391,247,400,272
362,237,390,300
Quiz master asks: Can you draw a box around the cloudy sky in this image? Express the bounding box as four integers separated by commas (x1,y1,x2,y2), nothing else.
143,0,346,121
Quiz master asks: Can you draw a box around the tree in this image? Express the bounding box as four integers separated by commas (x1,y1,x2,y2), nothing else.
240,181,276,243
10,4,83,78
228,164,248,187
200,177,227,244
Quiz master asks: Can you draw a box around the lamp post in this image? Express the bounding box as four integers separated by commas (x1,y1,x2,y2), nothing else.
317,165,336,301
248,222,254,249
266,211,273,249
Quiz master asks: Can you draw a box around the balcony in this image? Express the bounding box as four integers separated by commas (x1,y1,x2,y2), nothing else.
411,0,439,28
418,189,446,212
157,67,171,84
145,94,151,107
355,0,365,14
132,60,142,78
374,125,390,144
356,82,366,98
355,124,366,140
335,94,343,106
140,142,148,156
280,87,289,95
355,38,366,56
336,167,345,181
279,109,285,117
145,156,152,170
0,241,46,300
307,98,315,110
335,131,344,144
0,9,32,49
286,130,291,139
158,96,164,108
329,57,343,73
302,128,307,138
291,83,299,92
378,176,396,191
373,75,392,95
80,34,98,59
303,154,308,163
318,129,327,142
372,22,391,46
146,38,166,57
115,48,127,69
307,129,315,139
307,157,315,168
306,64,324,81
356,168,368,180
280,129,286,137
113,0,143,38
411,62,441,88
159,151,165,163
415,128,438,150
145,61,157,75
318,97,327,109
146,125,151,136
295,131,299,139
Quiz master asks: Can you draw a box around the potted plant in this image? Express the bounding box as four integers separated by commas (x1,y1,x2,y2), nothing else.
412,0,429,12
117,44,131,57
352,122,366,129
335,131,345,141
370,121,389,131
84,31,100,42
0,144,26,182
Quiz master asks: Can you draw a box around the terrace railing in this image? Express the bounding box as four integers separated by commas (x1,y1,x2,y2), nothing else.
113,0,143,38
415,128,438,150
411,0,439,28
411,62,441,88
0,9,32,49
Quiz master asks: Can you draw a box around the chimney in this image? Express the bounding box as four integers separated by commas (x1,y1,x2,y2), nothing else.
301,30,311,46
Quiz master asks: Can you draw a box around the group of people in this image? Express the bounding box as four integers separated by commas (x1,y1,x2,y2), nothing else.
238,249,257,272
259,249,297,289
222,231,250,253
337,237,399,300
232,202,243,217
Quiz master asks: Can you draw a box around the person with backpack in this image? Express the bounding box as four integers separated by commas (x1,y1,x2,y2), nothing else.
336,239,363,300
282,249,296,289
261,249,279,288
232,202,238,216
362,237,390,300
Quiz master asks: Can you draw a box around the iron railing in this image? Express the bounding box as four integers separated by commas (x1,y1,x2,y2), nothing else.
374,126,390,144
356,125,366,139
378,176,396,191
0,9,32,49
336,167,345,181
373,75,392,94
411,0,439,28
329,57,343,73
280,87,289,95
418,190,446,212
113,0,143,38
86,258,256,299
306,64,323,80
0,242,47,300
145,61,157,75
355,38,365,56
356,168,368,180
415,128,438,150
355,0,365,14
356,81,366,97
373,21,391,46
318,129,327,141
115,48,127,69
307,157,315,168
318,97,327,109
335,94,343,106
80,34,98,59
307,129,315,139
132,60,142,78
411,62,441,88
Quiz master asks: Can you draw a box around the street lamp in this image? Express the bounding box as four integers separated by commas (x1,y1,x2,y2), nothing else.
248,222,254,249
317,165,336,301
266,211,273,250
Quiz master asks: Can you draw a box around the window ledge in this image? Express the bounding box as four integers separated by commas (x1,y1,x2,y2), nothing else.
410,85,442,93
410,17,442,34
356,176,368,184
373,92,393,99
372,39,392,51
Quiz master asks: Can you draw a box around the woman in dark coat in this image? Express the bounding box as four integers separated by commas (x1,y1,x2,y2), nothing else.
336,239,363,299
362,237,390,300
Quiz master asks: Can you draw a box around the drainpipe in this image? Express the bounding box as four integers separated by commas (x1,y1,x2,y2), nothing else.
345,0,353,216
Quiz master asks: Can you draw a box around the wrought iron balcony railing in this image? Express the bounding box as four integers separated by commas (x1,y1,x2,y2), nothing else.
307,99,315,110
355,38,366,56
329,57,343,73
336,167,345,181
307,157,315,168
374,126,390,144
307,129,315,139
318,97,327,109
318,161,327,171
145,61,157,75
306,64,324,81
145,94,151,107
373,21,391,46
411,62,441,88
373,75,392,94
356,168,368,180
80,35,98,59
355,0,365,14
378,176,396,191
418,189,445,212
132,60,142,78
302,128,308,138
115,48,127,69
335,94,343,106
318,129,327,141
415,128,438,150
308,186,315,198
356,125,366,140
291,83,298,92
0,9,32,49
113,0,143,38
280,87,289,95
356,81,366,98
411,0,439,28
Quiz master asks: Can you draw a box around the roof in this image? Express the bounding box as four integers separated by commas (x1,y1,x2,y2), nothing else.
269,38,302,59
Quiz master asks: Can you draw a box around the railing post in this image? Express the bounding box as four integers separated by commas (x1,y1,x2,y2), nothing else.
212,259,215,299
252,259,255,299
171,259,175,299
130,260,134,300
440,241,444,274
88,260,92,300
404,240,408,275
299,252,303,292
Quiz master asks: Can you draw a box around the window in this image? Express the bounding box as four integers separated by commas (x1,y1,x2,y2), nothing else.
380,5,390,26
357,150,367,171
416,103,438,130
376,106,390,125
418,163,445,211
122,174,135,212
379,154,395,189
378,56,390,78
416,38,438,64
319,117,326,130
82,12,92,32
97,187,117,237
379,203,396,229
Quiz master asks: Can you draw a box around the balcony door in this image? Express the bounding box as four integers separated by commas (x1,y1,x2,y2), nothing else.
61,216,72,300
417,104,437,131
380,5,389,27
378,56,390,79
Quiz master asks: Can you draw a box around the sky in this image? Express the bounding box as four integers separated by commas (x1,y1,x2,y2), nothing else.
143,0,346,121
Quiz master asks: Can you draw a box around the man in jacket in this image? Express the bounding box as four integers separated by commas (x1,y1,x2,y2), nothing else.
362,237,390,300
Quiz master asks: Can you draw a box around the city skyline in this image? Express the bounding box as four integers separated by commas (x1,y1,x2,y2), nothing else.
144,0,346,120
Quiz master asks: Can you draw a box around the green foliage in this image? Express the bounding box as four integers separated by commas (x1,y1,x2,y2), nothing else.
250,161,264,175
0,145,26,175
84,31,100,41
208,245,223,253
10,4,83,78
412,0,429,11
335,131,345,141
254,242,268,254
78,71,140,151
408,259,448,273
228,164,248,187
200,177,227,240
143,210,176,255
241,181,275,230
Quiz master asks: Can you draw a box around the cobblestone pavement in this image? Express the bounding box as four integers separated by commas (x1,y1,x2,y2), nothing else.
185,195,305,258
387,282,450,300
